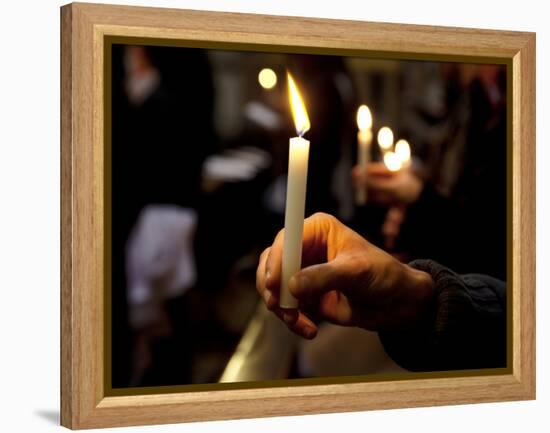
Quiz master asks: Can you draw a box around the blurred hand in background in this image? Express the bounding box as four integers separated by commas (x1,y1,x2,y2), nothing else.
352,162,424,206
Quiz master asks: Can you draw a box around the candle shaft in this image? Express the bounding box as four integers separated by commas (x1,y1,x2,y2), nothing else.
356,129,372,205
280,136,310,309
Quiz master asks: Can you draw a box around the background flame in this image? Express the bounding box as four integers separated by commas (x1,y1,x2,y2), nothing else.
287,72,310,136
383,151,402,172
395,139,411,163
377,126,394,150
356,105,372,130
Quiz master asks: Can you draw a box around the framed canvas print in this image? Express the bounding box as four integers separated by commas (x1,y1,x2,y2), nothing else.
60,2,536,429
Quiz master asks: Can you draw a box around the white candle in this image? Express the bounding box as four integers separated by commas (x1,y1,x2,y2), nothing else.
356,105,373,205
280,136,309,308
280,73,311,309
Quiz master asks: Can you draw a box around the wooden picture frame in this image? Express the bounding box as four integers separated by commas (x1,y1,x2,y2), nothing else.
61,2,536,429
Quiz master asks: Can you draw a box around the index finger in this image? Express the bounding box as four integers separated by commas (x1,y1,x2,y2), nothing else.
265,229,284,294
263,212,339,304
256,246,319,339
256,247,279,311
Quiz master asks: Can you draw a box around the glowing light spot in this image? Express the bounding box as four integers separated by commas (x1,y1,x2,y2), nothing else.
395,139,411,165
377,126,394,151
384,151,402,172
356,105,372,130
258,68,277,90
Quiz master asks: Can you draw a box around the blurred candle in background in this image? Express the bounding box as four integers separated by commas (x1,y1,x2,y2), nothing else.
377,126,394,155
280,72,311,309
355,104,373,205
383,151,403,172
383,139,412,172
395,139,411,168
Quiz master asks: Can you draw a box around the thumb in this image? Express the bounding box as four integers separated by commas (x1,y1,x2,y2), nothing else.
289,257,356,299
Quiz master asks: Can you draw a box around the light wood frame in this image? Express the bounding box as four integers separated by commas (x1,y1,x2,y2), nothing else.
61,2,536,429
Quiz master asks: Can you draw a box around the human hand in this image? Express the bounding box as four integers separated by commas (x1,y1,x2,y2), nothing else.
353,162,424,205
256,213,434,339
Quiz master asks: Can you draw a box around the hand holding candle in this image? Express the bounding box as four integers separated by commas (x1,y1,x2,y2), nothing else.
256,213,435,339
353,135,419,204
280,73,311,309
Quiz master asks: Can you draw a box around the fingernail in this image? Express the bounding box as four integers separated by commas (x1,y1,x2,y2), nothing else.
265,269,271,283
304,326,317,339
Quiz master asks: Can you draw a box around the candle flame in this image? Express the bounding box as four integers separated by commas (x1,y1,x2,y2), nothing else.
287,72,310,136
377,126,394,150
357,105,372,130
384,151,402,172
395,139,411,164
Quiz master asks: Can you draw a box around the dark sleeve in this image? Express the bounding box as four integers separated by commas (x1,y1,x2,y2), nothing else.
379,259,507,372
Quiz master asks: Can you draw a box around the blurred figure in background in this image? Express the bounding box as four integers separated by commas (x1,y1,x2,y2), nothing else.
355,63,507,280
111,45,216,387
